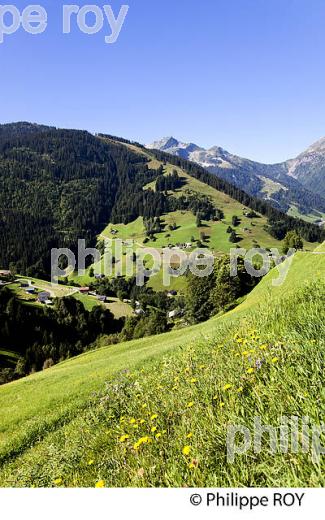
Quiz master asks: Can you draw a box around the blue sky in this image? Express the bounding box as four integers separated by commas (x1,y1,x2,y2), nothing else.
1,0,325,162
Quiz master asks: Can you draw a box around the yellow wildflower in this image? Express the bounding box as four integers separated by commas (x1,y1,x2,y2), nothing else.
53,478,62,486
223,384,232,391
95,480,105,488
183,445,191,456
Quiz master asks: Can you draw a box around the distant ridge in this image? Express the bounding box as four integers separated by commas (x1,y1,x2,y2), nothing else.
147,136,325,220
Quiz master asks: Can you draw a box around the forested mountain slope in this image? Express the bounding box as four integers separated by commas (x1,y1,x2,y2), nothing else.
0,123,324,279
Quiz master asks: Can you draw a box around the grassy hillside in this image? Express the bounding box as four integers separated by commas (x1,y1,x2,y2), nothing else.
70,144,319,291
0,247,324,487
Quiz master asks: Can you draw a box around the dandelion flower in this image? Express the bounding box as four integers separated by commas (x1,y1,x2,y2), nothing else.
272,357,279,363
150,414,158,420
95,480,105,488
151,426,157,433
119,434,129,443
187,401,194,408
155,433,162,439
188,459,199,469
186,432,193,439
53,478,62,486
223,384,232,391
247,368,254,374
88,460,94,466
183,445,191,456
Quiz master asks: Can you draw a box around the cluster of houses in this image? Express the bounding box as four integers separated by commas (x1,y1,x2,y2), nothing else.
79,287,108,303
122,299,144,315
20,280,53,305
19,281,53,305
166,243,192,250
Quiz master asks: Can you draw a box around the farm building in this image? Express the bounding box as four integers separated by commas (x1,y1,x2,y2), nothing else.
79,287,90,294
168,309,183,319
38,292,51,304
0,270,11,278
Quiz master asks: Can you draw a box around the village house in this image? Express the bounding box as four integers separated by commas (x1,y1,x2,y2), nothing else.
0,270,11,278
37,291,52,304
168,309,182,319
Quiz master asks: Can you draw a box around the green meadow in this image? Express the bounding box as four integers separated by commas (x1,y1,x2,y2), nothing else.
0,245,324,487
68,147,318,293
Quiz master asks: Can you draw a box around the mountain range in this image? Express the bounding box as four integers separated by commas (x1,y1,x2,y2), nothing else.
147,137,325,222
